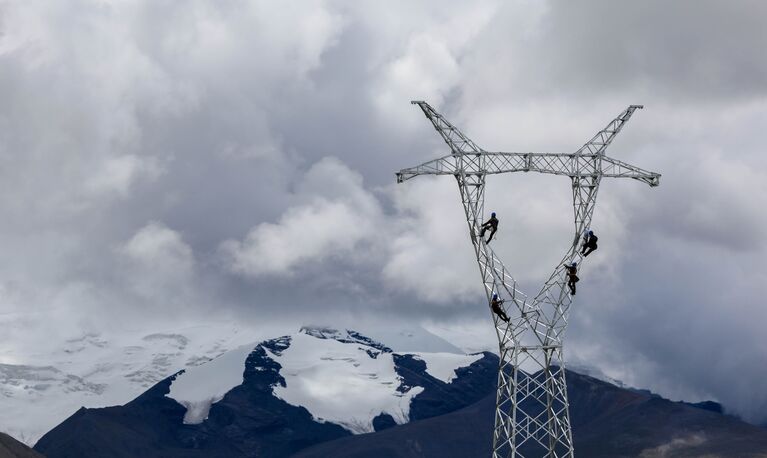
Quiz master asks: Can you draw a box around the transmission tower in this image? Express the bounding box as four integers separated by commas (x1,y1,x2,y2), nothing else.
396,101,660,457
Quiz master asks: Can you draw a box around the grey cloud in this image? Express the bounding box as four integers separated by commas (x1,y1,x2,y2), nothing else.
465,0,767,103
219,157,385,277
0,0,766,427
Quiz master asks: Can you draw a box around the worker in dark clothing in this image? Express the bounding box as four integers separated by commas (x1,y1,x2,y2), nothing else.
581,230,598,257
565,262,579,295
480,212,499,243
490,294,510,322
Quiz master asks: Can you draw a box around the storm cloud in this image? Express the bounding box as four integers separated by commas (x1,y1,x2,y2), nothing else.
0,0,766,423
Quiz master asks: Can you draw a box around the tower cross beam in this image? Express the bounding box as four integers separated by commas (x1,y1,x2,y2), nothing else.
395,101,660,458
396,151,660,187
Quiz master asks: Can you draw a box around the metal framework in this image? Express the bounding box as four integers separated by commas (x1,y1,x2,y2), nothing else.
396,101,660,457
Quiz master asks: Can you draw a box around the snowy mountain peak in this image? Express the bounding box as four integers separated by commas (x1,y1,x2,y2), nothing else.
298,326,392,353
269,330,420,434
163,327,493,436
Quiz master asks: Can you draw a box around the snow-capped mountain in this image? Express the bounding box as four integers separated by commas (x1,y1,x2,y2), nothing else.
27,326,767,458
166,327,483,434
34,327,500,458
0,322,470,445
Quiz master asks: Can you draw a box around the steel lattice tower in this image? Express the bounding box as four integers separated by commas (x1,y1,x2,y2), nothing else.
396,101,660,457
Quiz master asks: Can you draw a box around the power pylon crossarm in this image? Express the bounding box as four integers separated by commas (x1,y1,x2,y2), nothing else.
395,101,660,457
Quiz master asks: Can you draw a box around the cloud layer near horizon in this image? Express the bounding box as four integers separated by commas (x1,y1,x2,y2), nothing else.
1,0,766,423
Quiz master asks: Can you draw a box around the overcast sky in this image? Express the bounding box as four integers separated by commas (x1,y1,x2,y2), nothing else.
1,0,766,424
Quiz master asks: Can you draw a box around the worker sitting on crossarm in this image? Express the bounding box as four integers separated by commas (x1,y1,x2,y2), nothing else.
490,294,510,322
480,212,499,243
565,262,579,295
581,230,598,257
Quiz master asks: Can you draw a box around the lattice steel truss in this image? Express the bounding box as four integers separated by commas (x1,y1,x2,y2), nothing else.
396,101,660,457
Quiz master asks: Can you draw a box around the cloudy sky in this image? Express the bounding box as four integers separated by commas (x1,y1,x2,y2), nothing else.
1,0,766,423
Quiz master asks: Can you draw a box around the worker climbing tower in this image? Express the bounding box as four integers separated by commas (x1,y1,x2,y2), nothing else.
396,102,660,457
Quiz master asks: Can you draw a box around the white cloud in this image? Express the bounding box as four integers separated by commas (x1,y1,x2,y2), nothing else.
371,0,498,125
120,221,193,271
638,433,708,458
373,33,461,116
117,222,195,298
222,199,368,276
221,157,383,277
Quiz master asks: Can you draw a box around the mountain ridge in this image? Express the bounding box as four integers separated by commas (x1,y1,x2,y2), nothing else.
31,327,767,457
35,327,497,458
